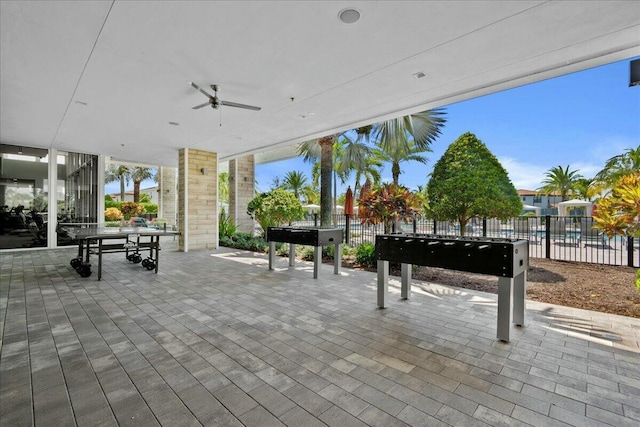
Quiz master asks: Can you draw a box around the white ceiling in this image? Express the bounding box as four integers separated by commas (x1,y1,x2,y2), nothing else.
1,1,639,168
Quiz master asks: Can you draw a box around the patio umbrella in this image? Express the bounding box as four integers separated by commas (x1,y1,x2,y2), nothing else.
344,186,354,216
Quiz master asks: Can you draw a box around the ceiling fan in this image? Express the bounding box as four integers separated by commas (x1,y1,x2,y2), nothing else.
188,82,261,111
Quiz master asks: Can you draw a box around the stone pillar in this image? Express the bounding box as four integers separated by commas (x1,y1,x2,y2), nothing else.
158,166,177,226
229,155,255,234
178,148,217,251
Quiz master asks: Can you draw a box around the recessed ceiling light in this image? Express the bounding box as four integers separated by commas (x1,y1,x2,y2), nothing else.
168,121,180,126
413,71,426,79
338,8,360,24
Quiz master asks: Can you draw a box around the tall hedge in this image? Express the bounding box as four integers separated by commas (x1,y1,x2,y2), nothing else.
426,132,522,235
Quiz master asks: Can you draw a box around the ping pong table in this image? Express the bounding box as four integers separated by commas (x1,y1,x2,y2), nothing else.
59,225,179,280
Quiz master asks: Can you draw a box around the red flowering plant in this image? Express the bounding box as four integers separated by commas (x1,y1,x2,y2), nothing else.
357,183,420,234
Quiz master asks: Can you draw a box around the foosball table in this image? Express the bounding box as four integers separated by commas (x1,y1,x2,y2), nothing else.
267,226,343,279
376,233,528,342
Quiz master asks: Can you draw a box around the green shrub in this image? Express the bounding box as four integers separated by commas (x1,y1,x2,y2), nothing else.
140,202,158,214
275,243,289,256
298,245,316,261
247,189,304,237
355,242,376,268
341,244,356,257
105,199,122,209
219,232,268,252
322,245,334,259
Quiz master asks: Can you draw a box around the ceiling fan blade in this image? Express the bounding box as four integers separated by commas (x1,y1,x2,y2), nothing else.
220,100,261,111
188,81,214,99
192,102,211,110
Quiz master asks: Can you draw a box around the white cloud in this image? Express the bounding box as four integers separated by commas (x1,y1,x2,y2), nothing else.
498,157,548,190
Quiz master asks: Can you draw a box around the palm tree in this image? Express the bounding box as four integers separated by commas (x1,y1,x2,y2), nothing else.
298,108,446,226
374,140,429,185
105,164,130,200
282,170,308,200
298,134,370,225
573,178,596,201
369,109,447,156
537,165,582,201
594,146,640,190
130,167,156,203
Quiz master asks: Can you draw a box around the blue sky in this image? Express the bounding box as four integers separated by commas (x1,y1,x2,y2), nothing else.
255,57,639,195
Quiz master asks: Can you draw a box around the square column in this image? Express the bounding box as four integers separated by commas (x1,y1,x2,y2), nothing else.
178,148,218,251
229,155,255,234
159,166,177,227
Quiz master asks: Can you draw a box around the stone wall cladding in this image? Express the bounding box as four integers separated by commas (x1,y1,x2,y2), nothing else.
229,155,255,234
178,148,218,251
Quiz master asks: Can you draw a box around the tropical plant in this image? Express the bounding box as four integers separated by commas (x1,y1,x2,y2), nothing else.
594,146,640,190
300,185,319,204
282,170,308,200
105,164,130,200
593,172,640,238
119,202,145,219
247,189,304,236
139,193,152,203
298,108,446,226
426,132,522,236
130,167,156,203
104,207,123,221
355,242,377,268
537,165,582,201
373,140,429,185
592,172,640,290
218,207,237,239
572,178,596,201
219,172,229,203
298,135,370,223
358,183,421,233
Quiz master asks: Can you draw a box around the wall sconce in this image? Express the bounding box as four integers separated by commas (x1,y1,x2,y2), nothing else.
200,167,208,175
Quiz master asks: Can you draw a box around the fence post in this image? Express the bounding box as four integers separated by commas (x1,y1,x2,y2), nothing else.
412,213,417,234
628,236,634,267
314,213,318,227
482,217,487,237
433,220,437,235
345,214,350,245
545,215,551,259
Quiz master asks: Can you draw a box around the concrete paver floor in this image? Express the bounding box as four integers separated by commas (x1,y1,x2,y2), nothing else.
1,243,639,426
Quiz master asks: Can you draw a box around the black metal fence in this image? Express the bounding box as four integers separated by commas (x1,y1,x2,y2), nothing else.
294,214,638,268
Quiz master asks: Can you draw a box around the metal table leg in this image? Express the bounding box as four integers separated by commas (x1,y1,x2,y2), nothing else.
401,263,411,299
334,243,341,274
98,239,103,280
377,260,389,308
313,246,322,279
497,277,514,342
289,243,296,266
268,241,275,270
513,271,526,327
